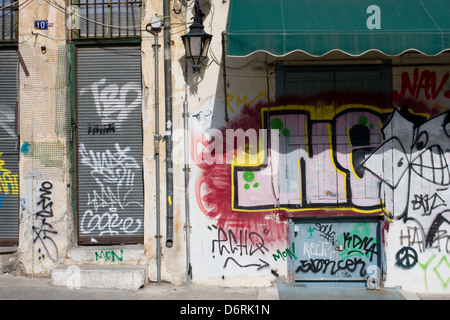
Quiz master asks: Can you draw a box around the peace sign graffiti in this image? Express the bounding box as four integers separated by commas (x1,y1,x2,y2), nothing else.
395,246,418,270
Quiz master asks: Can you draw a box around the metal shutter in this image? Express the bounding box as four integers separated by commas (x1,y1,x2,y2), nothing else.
76,46,144,245
0,49,18,246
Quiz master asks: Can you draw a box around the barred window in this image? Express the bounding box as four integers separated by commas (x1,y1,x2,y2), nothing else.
0,0,18,42
71,0,142,40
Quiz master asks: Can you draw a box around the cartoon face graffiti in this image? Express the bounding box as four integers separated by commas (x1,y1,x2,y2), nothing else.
363,108,450,247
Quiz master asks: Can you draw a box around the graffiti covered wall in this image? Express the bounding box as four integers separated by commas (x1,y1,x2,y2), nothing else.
382,66,450,292
76,47,144,245
190,65,450,292
190,92,288,286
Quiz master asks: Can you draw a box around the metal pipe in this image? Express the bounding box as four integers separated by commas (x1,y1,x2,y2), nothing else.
183,100,191,284
153,32,162,285
221,31,229,123
183,0,192,286
146,20,162,285
164,0,174,248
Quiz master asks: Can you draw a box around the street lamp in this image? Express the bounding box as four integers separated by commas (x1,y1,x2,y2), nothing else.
181,0,212,73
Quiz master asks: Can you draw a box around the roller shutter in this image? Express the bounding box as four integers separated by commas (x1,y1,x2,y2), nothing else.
76,46,144,245
0,49,19,246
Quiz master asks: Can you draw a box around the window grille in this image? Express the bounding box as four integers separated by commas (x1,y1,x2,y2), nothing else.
71,0,141,40
0,0,17,42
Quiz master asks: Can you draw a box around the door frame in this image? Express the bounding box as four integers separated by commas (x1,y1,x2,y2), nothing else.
73,43,144,245
276,62,392,286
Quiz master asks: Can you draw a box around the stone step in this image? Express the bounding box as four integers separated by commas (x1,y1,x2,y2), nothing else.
52,265,146,290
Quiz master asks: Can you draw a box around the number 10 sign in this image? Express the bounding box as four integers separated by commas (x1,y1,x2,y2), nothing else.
34,20,52,30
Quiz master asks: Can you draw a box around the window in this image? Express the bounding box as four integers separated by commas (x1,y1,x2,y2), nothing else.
0,0,18,42
71,0,142,40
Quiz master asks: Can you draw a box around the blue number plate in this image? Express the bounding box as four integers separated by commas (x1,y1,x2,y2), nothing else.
34,20,49,30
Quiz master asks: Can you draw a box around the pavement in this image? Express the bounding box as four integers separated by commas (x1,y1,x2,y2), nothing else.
0,273,449,301
0,273,276,300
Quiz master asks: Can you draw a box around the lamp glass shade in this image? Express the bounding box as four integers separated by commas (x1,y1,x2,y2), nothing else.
182,22,212,72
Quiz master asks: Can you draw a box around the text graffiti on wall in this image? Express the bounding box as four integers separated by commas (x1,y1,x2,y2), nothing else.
80,78,141,125
95,250,123,262
209,224,270,271
363,109,450,251
32,181,58,262
295,222,379,279
230,106,387,214
0,152,19,206
88,123,116,135
194,66,450,290
387,66,450,291
418,254,450,290
79,143,143,236
393,68,450,101
272,243,297,262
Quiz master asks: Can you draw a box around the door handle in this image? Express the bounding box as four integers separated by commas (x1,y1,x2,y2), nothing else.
334,245,344,251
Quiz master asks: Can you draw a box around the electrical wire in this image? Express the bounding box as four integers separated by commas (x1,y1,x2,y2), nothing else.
41,0,192,37
0,0,33,38
4,0,270,72
43,0,143,30
0,0,30,19
1,0,193,40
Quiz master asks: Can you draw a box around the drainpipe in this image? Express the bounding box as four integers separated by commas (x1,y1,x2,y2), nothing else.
183,1,192,285
164,0,174,248
183,100,191,284
221,31,229,123
146,19,162,285
154,32,162,284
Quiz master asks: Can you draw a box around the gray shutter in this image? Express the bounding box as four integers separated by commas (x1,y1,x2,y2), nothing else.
0,49,18,246
76,46,144,245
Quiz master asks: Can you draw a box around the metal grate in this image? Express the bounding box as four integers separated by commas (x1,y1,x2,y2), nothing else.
71,0,142,40
0,49,18,245
0,0,17,42
19,44,70,182
76,46,144,244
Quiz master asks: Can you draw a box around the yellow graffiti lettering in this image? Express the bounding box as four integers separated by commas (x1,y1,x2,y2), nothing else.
0,153,18,196
236,95,248,109
226,94,235,114
227,92,270,115
0,174,19,196
232,104,389,214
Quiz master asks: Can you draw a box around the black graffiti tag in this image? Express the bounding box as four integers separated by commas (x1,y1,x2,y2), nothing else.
411,193,446,216
395,246,418,270
211,226,268,257
295,257,367,277
33,181,58,261
36,181,53,218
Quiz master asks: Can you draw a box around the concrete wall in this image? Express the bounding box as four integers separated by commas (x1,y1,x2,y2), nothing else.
383,65,450,293
17,0,73,276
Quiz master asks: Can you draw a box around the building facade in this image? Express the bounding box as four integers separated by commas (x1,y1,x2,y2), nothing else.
0,0,449,293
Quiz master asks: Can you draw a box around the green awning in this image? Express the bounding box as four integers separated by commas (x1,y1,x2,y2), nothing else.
226,0,450,57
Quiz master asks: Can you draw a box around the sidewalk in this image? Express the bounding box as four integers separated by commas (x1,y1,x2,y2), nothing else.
0,273,449,300
0,273,276,300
